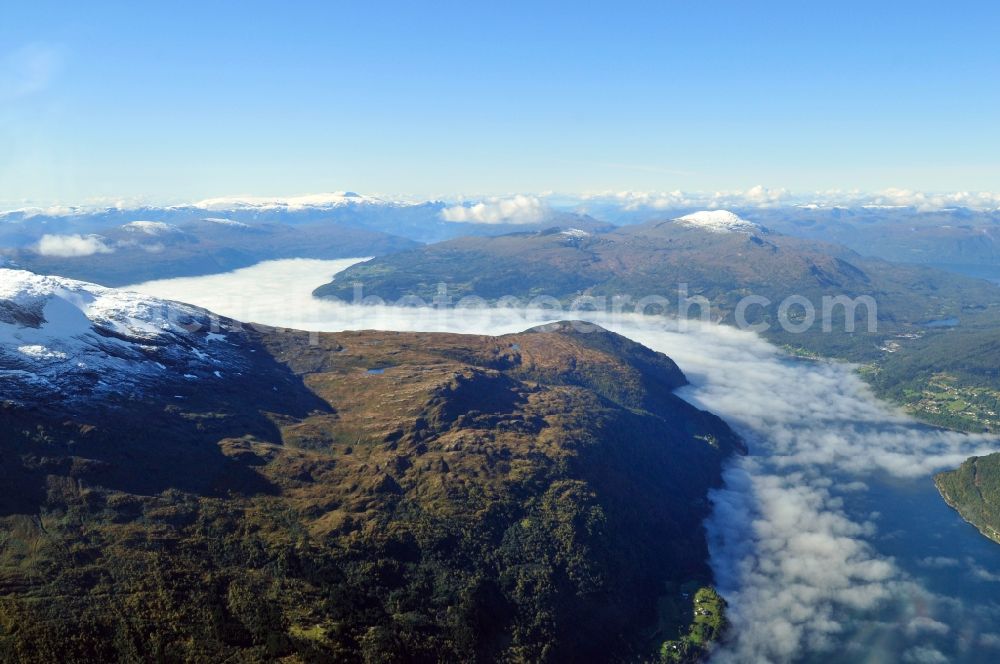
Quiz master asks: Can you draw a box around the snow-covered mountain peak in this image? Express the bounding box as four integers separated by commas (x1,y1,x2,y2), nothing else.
674,210,758,233
1,269,241,405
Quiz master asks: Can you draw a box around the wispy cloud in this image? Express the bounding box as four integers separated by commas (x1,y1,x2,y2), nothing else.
0,43,64,101
902,645,950,664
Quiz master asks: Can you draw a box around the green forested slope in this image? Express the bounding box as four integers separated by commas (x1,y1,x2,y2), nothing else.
936,453,1000,544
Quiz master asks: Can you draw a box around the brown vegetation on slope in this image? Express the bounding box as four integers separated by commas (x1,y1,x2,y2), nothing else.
0,321,741,662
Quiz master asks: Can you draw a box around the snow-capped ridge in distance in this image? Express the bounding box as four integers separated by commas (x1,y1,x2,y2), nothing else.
674,210,759,233
201,217,250,228
190,191,408,211
0,268,242,405
560,228,591,238
0,205,83,220
122,221,179,235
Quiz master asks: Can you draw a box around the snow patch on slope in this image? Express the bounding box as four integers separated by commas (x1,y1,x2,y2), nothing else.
122,221,178,235
202,217,250,228
675,210,758,233
0,268,239,405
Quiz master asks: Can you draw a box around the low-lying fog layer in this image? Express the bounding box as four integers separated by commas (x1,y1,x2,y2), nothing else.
131,259,1000,663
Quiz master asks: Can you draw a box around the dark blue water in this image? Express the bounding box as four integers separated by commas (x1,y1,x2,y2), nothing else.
920,317,960,328
926,262,1000,285
836,475,1000,662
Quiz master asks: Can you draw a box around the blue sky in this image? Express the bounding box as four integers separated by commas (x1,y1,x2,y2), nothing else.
2,1,999,206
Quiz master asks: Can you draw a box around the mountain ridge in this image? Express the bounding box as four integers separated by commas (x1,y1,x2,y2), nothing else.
312,218,1000,434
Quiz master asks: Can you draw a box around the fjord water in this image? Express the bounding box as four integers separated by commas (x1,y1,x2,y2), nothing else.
130,259,1000,663
927,262,1000,285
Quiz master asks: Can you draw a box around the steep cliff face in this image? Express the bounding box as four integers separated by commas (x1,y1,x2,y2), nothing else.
0,270,742,662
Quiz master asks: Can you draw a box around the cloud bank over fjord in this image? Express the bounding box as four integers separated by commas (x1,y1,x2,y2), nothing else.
599,319,1000,662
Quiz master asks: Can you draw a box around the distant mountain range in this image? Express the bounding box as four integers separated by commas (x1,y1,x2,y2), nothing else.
1,219,420,286
8,194,1000,433
576,201,1000,277
8,194,1000,284
0,195,615,284
740,206,1000,279
0,193,609,247
0,268,741,662
315,213,999,348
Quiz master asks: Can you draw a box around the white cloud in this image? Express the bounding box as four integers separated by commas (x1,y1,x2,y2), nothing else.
36,234,114,257
979,633,1000,648
440,195,550,224
902,646,949,664
578,186,792,211
574,186,1000,212
916,556,960,569
905,616,950,636
967,560,1000,582
861,188,1000,211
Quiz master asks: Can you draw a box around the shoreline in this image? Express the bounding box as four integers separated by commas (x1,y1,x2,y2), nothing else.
933,474,1000,545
